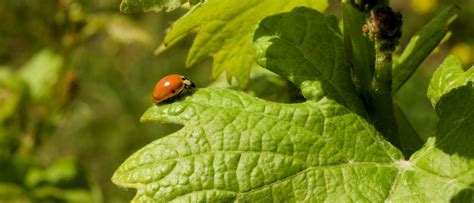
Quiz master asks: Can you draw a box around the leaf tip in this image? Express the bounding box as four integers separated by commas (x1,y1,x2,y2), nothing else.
154,44,168,56
139,116,148,123
111,169,128,188
111,172,120,185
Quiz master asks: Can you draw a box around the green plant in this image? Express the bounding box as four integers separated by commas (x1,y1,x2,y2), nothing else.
0,50,100,202
112,0,473,202
0,0,160,201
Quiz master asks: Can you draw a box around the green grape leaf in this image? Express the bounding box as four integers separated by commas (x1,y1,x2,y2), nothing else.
113,7,473,202
163,0,328,87
120,0,187,13
427,55,474,106
113,86,404,202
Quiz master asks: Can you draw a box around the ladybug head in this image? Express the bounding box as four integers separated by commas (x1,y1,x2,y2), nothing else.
181,76,196,88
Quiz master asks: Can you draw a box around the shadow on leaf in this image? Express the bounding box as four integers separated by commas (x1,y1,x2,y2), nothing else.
450,186,474,203
435,83,474,159
252,7,364,115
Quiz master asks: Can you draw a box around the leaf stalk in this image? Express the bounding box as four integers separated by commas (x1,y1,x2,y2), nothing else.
370,43,399,146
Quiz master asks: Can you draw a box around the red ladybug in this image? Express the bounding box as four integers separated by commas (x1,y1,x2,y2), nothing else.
153,74,195,104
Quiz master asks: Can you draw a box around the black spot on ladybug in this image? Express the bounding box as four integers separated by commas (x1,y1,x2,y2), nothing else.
171,90,176,93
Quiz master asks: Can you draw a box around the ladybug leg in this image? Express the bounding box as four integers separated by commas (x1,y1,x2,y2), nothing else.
175,92,183,100
175,87,193,100
171,91,185,101
183,84,195,94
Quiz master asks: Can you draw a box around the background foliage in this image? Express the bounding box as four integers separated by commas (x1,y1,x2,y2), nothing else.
0,0,472,202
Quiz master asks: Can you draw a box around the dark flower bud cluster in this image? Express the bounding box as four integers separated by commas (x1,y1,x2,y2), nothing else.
363,6,403,53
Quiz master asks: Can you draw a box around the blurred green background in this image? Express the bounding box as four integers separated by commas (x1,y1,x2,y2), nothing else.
0,0,472,202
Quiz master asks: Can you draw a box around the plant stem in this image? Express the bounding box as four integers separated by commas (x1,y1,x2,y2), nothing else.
342,3,375,93
370,42,399,146
344,1,402,147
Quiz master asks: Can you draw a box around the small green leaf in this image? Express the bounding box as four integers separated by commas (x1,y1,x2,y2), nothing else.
120,0,188,13
18,49,63,101
163,0,328,87
427,55,474,106
392,5,459,93
26,158,79,187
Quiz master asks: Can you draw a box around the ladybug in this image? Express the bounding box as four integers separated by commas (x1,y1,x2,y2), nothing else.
153,74,195,104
